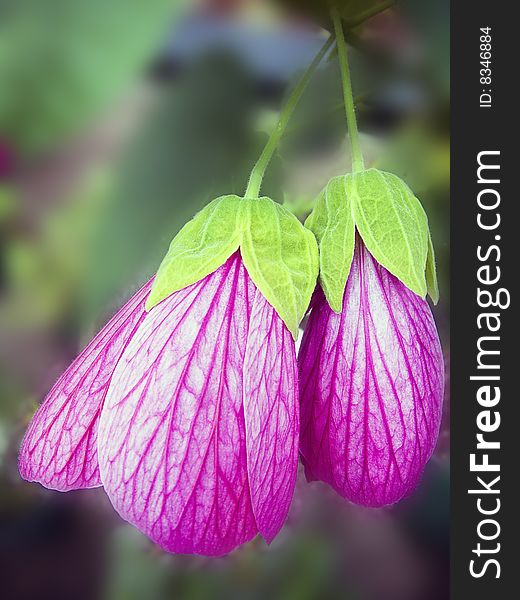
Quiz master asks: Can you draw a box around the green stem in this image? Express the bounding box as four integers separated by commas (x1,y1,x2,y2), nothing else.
245,34,334,198
331,8,365,173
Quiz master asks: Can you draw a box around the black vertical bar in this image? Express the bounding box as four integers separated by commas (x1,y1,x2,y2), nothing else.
451,1,515,597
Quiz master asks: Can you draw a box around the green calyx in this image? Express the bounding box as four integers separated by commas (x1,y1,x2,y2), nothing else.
305,168,439,312
304,176,356,313
145,195,242,312
146,195,319,339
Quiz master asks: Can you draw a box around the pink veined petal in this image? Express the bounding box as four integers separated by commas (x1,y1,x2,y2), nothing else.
99,253,273,556
243,292,298,544
299,240,444,507
19,279,153,491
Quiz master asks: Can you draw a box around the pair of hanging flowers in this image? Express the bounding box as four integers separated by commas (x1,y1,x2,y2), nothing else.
19,12,444,557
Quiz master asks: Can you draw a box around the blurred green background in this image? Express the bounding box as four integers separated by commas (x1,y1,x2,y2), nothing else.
0,1,450,599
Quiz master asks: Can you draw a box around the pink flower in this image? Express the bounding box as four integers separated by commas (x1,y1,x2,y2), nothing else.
298,239,444,507
19,252,298,556
19,279,153,491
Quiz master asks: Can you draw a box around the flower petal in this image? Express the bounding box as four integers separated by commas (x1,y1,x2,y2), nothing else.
243,292,298,544
98,253,260,556
299,241,444,506
19,280,152,491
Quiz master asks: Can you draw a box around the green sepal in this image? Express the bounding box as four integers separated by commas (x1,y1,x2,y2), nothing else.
147,195,319,339
305,168,438,311
349,168,429,298
425,231,440,305
240,197,319,339
304,176,355,313
145,195,242,310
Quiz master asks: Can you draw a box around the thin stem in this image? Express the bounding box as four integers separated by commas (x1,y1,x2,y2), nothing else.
245,34,334,198
284,90,372,136
331,8,365,173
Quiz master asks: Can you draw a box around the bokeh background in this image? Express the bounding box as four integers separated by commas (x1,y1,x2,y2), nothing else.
0,1,450,599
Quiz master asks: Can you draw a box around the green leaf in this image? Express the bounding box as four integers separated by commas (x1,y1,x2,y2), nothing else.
146,195,242,310
304,176,355,312
425,231,439,304
240,198,319,339
349,168,429,297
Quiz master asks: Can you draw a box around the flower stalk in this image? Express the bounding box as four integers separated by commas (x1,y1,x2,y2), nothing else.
245,34,334,198
331,8,365,173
